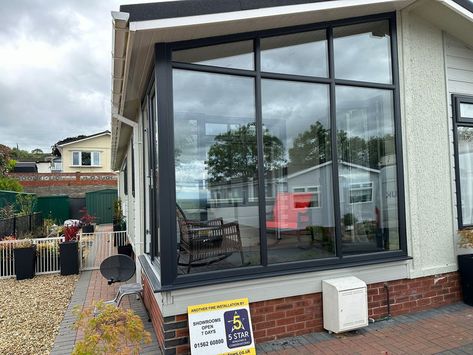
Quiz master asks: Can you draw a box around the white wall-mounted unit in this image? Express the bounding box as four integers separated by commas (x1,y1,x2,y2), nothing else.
322,276,368,333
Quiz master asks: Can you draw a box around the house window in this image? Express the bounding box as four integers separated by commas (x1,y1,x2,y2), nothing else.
349,182,373,204
153,12,405,286
72,151,100,166
453,95,473,228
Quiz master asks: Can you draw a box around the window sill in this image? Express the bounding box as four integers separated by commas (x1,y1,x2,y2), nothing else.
69,165,103,168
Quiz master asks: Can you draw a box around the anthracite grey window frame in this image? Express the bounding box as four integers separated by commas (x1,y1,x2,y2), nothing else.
453,94,473,229
149,12,407,290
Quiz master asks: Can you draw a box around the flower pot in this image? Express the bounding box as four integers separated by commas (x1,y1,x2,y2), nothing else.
14,246,36,280
458,254,473,306
82,224,95,234
59,241,80,275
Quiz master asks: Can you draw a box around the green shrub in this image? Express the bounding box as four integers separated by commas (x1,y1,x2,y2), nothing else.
0,177,23,192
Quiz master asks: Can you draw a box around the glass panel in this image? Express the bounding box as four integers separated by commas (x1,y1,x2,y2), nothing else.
460,103,473,119
172,41,254,70
334,20,392,84
152,92,160,259
92,152,100,165
143,99,151,255
458,127,473,225
82,152,91,166
72,152,80,166
262,79,335,263
261,30,328,77
336,86,399,254
173,69,260,274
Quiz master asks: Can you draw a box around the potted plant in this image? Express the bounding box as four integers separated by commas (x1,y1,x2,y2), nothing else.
113,199,124,232
59,225,80,275
13,238,36,280
80,209,96,234
0,236,16,277
72,301,151,355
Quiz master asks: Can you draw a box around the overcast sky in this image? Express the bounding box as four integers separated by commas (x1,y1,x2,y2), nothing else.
0,0,160,154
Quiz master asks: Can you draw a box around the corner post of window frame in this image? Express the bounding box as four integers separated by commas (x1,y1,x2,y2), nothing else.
327,26,342,258
390,13,408,253
452,94,464,229
254,37,268,266
155,42,177,286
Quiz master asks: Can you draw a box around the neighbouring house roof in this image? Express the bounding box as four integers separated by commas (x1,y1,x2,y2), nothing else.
56,130,111,148
13,162,38,173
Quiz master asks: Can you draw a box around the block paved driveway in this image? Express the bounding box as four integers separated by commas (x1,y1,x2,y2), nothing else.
256,303,473,355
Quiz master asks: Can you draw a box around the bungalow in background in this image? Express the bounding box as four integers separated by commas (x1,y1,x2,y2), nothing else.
110,0,473,353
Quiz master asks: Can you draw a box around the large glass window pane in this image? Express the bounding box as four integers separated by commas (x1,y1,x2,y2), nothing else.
334,21,392,84
336,86,399,254
458,127,473,225
173,69,260,274
262,79,335,263
261,30,328,77
172,41,254,70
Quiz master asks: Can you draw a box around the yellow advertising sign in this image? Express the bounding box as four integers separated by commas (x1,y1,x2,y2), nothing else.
188,298,256,355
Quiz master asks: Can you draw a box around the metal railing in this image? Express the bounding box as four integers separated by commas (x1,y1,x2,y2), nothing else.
0,212,43,238
0,230,129,279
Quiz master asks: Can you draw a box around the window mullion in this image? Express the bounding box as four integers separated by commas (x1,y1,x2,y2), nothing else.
328,26,343,259
255,38,268,267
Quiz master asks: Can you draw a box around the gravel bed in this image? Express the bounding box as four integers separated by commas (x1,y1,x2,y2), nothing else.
0,274,79,355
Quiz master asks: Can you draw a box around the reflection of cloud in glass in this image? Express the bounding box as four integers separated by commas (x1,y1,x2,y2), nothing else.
334,21,392,84
262,79,329,153
261,30,327,77
336,86,394,139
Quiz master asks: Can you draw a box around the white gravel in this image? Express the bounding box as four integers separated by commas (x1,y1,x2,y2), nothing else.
0,274,79,355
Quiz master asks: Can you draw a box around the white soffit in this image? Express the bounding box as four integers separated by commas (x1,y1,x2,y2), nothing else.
413,0,473,48
130,0,414,40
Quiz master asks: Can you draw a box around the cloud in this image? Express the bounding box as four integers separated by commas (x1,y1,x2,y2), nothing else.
0,0,160,153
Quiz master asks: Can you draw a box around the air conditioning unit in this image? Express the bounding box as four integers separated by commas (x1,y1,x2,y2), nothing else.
322,276,368,333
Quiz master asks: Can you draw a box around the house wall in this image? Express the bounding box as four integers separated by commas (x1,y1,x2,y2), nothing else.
120,8,471,354
445,33,473,255
61,134,112,173
399,11,457,278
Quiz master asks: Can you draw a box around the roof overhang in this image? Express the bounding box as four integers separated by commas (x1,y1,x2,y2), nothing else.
412,0,473,48
110,0,422,169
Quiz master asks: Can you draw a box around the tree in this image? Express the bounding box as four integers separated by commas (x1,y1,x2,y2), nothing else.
207,123,285,183
288,122,331,171
31,148,43,154
0,144,12,176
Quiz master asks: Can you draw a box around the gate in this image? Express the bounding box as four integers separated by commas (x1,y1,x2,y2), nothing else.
85,189,118,224
80,230,128,270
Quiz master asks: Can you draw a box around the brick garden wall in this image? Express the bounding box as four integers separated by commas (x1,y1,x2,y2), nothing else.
8,172,117,197
144,271,461,355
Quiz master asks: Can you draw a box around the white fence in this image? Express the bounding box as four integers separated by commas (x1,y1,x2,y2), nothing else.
0,230,128,279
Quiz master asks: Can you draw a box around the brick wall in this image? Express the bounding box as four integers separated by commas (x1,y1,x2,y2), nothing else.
143,271,462,354
8,172,117,197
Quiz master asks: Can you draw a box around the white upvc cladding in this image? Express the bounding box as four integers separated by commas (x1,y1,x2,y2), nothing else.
445,33,473,255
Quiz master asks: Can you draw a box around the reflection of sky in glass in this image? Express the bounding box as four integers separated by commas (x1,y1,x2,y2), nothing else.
172,41,254,70
262,79,329,160
461,103,473,119
458,127,473,224
334,21,392,84
173,69,255,185
261,30,327,77
336,86,394,139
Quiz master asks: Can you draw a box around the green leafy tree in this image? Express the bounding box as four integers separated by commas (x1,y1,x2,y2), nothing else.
288,122,331,171
207,123,285,183
0,177,23,192
0,144,12,176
